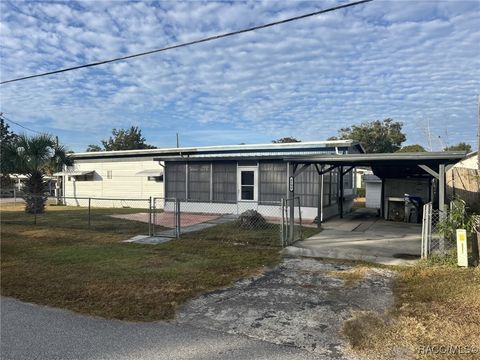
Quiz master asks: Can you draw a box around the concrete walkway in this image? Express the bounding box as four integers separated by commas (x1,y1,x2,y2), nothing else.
124,214,237,244
284,209,422,265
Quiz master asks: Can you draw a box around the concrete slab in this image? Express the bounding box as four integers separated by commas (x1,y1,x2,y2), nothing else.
284,209,422,265
124,214,237,244
177,257,396,358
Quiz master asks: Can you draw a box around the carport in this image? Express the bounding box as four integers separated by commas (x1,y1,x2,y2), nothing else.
282,152,466,263
284,151,466,221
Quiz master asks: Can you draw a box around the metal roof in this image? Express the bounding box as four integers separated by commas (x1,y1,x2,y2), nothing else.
71,140,362,160
53,170,94,176
135,169,164,176
285,152,467,179
285,152,466,166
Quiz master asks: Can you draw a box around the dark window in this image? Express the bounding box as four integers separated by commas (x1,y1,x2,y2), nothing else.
240,170,255,200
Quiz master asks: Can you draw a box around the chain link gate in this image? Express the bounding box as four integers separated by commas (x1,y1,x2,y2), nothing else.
151,197,180,238
282,197,303,246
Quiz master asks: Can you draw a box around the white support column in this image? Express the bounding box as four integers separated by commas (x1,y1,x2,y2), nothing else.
439,163,446,213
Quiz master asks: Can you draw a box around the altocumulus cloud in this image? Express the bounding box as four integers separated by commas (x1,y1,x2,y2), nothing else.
0,0,479,151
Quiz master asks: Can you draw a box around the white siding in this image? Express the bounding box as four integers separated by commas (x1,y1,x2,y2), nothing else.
63,158,164,200
365,182,381,209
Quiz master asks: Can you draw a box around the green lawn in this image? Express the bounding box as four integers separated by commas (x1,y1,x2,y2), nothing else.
1,203,282,320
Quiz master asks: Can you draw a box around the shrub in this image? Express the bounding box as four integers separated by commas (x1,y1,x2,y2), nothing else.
236,210,267,229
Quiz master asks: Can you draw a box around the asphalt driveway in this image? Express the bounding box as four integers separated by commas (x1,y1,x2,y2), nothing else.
1,258,395,360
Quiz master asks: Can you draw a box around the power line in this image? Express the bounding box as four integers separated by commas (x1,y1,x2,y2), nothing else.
0,113,43,134
0,0,372,85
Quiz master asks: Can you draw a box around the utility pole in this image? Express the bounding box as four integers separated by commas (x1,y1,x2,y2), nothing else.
176,132,179,148
477,95,479,169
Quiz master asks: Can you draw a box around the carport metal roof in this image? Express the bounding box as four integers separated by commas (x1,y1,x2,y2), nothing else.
284,151,467,218
284,151,466,179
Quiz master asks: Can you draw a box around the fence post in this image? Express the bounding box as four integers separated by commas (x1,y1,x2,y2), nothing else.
176,199,181,239
148,197,152,237
88,198,91,228
297,197,303,241
280,198,285,247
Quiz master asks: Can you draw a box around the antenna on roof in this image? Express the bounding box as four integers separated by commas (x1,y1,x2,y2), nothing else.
176,132,179,148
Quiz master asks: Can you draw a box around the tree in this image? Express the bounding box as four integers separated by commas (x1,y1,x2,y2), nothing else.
397,144,427,153
444,142,472,153
2,134,73,214
272,137,301,143
86,126,156,151
86,144,102,152
330,118,406,153
0,117,18,188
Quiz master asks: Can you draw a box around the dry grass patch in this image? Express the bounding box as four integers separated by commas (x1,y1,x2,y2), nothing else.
342,265,480,359
1,205,280,321
324,266,372,287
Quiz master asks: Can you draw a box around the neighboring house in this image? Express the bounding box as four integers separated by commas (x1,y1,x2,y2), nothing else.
446,151,480,212
0,174,56,197
58,140,361,220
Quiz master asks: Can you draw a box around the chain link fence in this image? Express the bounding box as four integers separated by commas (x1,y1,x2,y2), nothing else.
3,194,309,247
422,202,461,258
172,199,284,247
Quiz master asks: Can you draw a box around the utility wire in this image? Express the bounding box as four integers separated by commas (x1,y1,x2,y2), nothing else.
0,113,43,134
0,0,372,85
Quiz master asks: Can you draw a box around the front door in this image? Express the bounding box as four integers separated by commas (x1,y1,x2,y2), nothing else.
237,167,258,202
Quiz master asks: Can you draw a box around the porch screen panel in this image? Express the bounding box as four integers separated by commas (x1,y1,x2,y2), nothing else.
259,162,286,203
212,162,236,202
165,162,186,200
188,162,210,201
295,165,319,207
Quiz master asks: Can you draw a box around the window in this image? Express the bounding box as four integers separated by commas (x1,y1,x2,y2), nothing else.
238,167,257,201
148,175,163,182
241,171,255,200
69,175,93,182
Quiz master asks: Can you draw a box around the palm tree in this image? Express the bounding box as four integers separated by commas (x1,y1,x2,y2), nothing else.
2,134,73,214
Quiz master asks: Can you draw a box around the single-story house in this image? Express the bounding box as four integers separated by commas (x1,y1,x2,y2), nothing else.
56,141,465,224
57,140,362,220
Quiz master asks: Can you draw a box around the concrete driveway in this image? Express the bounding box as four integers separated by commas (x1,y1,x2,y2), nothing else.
285,209,422,265
1,257,395,360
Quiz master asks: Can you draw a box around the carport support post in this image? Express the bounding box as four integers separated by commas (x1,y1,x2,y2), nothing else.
287,162,295,242
438,163,446,252
438,164,446,214
339,166,344,219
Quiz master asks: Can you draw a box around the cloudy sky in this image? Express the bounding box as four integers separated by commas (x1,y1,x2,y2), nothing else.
1,0,479,152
